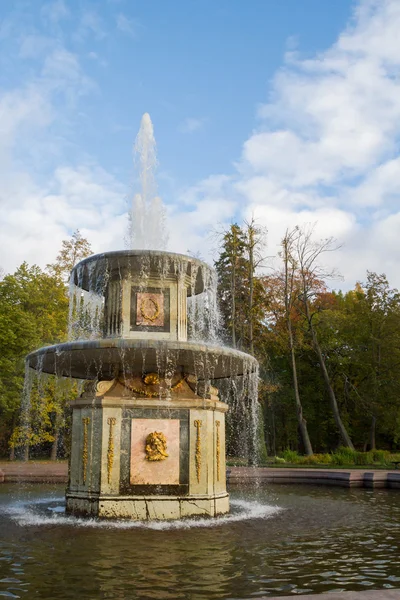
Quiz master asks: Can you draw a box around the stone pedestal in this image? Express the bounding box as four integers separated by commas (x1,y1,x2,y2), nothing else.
66,377,229,520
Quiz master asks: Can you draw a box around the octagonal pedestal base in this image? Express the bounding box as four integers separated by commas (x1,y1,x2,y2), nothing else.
66,492,229,520
66,379,229,521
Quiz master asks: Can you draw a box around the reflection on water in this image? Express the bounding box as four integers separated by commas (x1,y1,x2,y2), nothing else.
1,484,400,599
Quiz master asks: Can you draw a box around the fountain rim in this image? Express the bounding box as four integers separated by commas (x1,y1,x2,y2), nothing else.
70,249,215,295
26,338,259,380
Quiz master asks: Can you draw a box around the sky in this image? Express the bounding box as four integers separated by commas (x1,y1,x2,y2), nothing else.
1,0,400,290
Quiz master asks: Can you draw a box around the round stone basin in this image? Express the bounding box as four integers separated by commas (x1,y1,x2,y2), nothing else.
26,339,258,380
71,249,214,295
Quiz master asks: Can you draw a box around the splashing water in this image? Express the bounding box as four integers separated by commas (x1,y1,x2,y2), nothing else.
128,113,169,250
5,497,281,530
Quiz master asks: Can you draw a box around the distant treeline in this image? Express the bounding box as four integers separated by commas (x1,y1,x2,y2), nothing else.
215,221,400,458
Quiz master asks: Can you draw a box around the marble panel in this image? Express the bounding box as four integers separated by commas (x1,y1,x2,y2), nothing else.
130,418,180,485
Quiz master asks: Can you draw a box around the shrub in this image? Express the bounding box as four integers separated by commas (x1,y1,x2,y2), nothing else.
337,446,357,462
354,451,373,465
330,447,358,465
302,454,328,465
388,453,400,465
371,449,390,464
331,452,349,465
313,453,333,464
282,449,300,464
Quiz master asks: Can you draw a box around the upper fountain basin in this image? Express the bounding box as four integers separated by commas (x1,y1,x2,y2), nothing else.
71,249,214,296
26,338,258,380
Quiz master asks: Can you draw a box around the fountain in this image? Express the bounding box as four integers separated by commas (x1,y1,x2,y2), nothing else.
25,114,258,520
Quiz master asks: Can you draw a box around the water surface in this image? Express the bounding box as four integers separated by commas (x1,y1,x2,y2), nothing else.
1,483,399,599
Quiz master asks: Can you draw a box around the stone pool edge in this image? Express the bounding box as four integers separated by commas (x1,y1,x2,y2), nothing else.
1,463,399,489
265,590,400,600
227,466,400,489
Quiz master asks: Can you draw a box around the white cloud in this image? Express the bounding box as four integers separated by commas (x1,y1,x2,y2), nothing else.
116,13,139,37
41,0,70,24
179,117,207,134
165,175,236,261
0,17,116,274
74,10,107,42
178,0,400,288
3,0,400,294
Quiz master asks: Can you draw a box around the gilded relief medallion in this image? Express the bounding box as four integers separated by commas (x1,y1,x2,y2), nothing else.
136,292,164,326
145,431,169,461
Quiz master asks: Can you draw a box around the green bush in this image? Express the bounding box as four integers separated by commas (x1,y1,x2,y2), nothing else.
354,451,373,465
388,453,400,464
337,446,357,462
281,449,300,464
302,454,329,465
313,453,332,464
330,447,357,465
331,452,349,465
371,449,390,464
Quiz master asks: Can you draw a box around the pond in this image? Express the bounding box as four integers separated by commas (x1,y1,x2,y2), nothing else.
1,483,400,599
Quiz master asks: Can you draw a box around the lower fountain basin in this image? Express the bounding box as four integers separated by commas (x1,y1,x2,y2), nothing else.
26,338,258,380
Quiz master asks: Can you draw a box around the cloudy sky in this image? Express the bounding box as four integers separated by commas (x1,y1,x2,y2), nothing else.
1,0,400,289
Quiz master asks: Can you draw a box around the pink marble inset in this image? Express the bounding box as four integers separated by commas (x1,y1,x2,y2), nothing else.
136,292,164,327
130,419,180,485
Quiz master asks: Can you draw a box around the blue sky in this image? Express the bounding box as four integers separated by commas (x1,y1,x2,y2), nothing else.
2,0,400,289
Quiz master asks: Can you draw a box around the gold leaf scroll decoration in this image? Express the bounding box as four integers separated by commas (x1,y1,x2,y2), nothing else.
140,297,160,322
107,417,116,484
215,420,221,482
82,417,90,485
194,420,202,483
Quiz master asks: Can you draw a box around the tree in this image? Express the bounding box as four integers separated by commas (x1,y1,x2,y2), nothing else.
281,229,313,455
215,224,249,348
293,225,355,450
0,263,69,458
215,222,270,463
0,231,93,460
330,275,400,450
244,218,267,355
47,229,92,283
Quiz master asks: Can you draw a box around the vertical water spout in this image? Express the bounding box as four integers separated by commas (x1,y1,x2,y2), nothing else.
129,113,169,250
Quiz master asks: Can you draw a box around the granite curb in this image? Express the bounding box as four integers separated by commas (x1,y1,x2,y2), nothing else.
1,463,400,488
227,467,400,489
0,462,68,483
264,591,400,600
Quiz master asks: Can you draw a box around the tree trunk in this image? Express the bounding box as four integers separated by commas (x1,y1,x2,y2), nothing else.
282,232,313,455
231,261,236,348
288,323,313,455
310,322,355,450
50,428,59,461
9,413,16,461
23,444,29,462
271,399,276,456
369,415,376,450
248,237,254,355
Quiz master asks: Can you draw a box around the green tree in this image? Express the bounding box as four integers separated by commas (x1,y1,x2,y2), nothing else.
0,231,93,460
215,224,249,348
293,226,355,449
47,229,92,283
215,222,269,463
276,228,313,455
328,275,400,450
244,218,267,355
0,263,69,458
